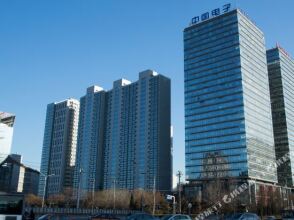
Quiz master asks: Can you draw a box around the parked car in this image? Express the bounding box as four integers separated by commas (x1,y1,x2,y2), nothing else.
38,214,56,220
38,214,89,220
282,210,294,220
92,214,121,220
126,213,158,220
38,214,48,220
203,214,221,220
160,214,191,220
224,213,260,220
265,216,276,220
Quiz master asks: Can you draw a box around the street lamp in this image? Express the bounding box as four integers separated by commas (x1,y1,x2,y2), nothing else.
113,178,116,209
166,195,176,214
177,170,183,214
152,176,156,215
140,191,144,212
188,203,192,215
92,178,95,212
77,168,83,209
40,173,55,208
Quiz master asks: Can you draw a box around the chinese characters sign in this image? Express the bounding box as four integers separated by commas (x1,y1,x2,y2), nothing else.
191,3,232,25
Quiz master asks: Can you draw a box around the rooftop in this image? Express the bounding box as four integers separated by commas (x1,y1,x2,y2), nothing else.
0,112,15,127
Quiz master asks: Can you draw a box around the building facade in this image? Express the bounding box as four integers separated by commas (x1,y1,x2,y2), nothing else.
0,154,39,195
0,112,15,163
267,46,294,187
184,9,277,184
73,86,107,194
74,70,172,193
38,99,79,198
104,70,171,191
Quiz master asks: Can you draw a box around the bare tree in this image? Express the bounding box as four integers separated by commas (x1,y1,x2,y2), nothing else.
47,194,66,207
25,194,42,207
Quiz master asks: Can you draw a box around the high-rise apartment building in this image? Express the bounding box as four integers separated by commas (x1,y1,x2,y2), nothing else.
104,70,171,191
38,99,79,197
103,78,136,190
74,70,171,193
267,46,294,187
0,112,15,163
73,86,107,193
184,8,277,185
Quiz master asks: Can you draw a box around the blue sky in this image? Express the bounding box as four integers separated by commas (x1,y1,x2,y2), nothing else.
1,0,293,177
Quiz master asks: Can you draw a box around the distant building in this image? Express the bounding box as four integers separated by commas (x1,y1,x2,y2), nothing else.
38,99,79,198
184,8,277,186
0,112,15,163
74,70,172,193
0,154,39,195
267,46,294,187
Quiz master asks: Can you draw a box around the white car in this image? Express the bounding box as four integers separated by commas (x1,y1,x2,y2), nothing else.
161,215,191,220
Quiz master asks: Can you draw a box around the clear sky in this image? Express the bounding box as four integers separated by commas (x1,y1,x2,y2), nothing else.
1,0,293,179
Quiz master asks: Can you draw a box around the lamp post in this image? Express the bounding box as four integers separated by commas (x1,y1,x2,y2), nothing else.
188,203,192,215
152,176,156,215
40,173,55,208
177,171,183,214
113,178,116,209
77,168,83,209
138,173,145,212
167,195,176,214
140,191,144,212
92,178,95,212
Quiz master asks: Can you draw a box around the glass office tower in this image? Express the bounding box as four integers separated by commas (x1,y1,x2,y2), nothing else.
38,99,79,197
267,46,294,187
184,9,277,183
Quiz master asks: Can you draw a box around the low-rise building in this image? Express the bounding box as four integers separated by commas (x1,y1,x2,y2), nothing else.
0,154,39,195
